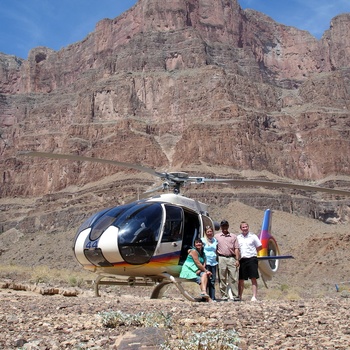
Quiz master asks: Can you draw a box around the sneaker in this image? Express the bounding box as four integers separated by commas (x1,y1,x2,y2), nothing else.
200,292,209,298
251,296,257,302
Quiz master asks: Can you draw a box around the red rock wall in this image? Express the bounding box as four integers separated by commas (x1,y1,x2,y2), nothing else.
1,0,350,199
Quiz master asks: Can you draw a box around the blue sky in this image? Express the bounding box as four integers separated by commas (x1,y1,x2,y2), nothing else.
1,0,349,59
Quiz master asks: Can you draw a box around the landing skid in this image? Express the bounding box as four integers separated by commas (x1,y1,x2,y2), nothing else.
93,275,157,297
93,273,209,302
150,273,200,302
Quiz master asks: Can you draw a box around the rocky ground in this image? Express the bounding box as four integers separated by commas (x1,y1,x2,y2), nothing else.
1,284,350,350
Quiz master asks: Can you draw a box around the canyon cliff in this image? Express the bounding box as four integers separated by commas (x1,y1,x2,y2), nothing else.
1,0,350,244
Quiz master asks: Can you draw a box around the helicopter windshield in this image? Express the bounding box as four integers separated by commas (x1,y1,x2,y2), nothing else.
77,207,111,235
85,203,134,241
116,203,162,264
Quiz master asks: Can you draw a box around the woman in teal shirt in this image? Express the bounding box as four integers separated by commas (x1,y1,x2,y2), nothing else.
180,238,212,298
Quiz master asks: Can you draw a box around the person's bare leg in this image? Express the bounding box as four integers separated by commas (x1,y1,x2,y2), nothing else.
251,278,258,300
201,274,208,292
238,279,244,300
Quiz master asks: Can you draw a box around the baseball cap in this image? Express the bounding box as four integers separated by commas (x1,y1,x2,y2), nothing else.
220,220,229,226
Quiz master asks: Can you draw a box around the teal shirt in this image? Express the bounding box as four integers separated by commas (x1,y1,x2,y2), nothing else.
180,249,206,279
201,237,218,266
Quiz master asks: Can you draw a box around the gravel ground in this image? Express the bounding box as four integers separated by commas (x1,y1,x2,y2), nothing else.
1,285,350,350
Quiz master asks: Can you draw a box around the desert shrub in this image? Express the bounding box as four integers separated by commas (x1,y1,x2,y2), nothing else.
67,275,85,287
161,328,239,350
30,265,52,284
99,310,173,329
280,284,289,291
99,311,239,349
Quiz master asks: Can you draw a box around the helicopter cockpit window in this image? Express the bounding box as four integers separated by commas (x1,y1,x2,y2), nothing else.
88,203,134,241
161,205,183,242
77,207,111,235
116,203,162,265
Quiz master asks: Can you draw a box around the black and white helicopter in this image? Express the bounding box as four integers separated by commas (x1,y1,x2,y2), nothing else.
20,151,350,301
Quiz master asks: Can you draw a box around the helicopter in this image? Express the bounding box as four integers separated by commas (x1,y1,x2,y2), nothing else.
19,151,350,301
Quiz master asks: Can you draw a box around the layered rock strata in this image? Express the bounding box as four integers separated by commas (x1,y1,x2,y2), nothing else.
1,0,350,238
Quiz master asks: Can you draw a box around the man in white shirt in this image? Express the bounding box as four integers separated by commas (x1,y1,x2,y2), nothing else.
237,221,262,301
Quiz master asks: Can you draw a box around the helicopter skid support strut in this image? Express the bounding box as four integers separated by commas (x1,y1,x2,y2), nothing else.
93,275,157,297
151,273,198,302
93,273,200,302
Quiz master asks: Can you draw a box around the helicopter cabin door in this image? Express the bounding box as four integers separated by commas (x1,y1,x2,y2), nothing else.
179,208,202,264
158,205,201,265
156,204,183,261
177,213,213,264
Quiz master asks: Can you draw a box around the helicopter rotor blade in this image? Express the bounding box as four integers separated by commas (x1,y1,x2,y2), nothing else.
18,151,164,178
18,151,350,197
199,178,350,196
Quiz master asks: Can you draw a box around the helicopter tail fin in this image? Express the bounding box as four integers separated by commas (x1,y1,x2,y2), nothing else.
258,209,280,282
258,209,273,257
258,209,294,285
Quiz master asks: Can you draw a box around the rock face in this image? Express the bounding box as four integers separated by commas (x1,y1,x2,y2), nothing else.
1,0,350,236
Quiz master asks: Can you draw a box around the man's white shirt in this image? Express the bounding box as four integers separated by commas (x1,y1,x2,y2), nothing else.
237,232,262,258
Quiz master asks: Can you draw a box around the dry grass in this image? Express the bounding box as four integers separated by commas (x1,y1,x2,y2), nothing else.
262,287,301,301
0,264,95,288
